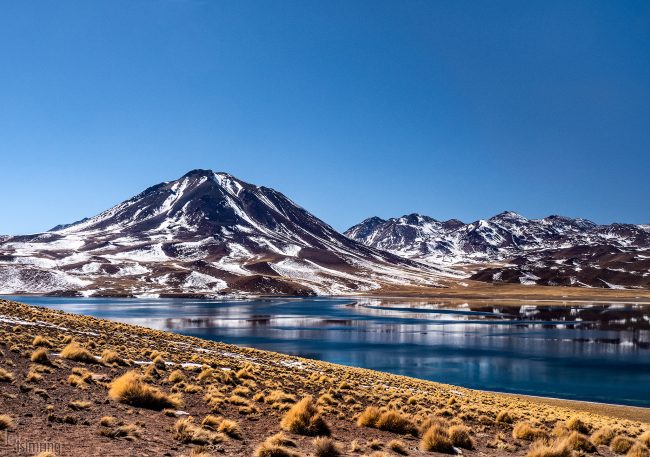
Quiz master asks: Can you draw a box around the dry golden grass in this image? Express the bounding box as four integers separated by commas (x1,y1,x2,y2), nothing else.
100,349,126,365
639,431,650,447
26,368,43,382
100,416,119,427
562,431,597,453
0,414,13,430
526,439,572,457
266,432,297,448
513,422,548,441
173,417,227,445
254,441,300,457
496,409,515,423
627,443,650,457
280,396,330,436
357,406,381,428
69,400,92,410
31,347,50,364
32,335,53,347
448,424,474,449
387,439,408,455
313,436,341,457
108,370,181,410
60,341,96,363
591,426,617,445
100,423,142,440
218,419,241,439
153,354,167,369
420,425,454,454
0,367,14,382
611,436,635,454
168,369,185,383
374,410,418,436
566,415,590,434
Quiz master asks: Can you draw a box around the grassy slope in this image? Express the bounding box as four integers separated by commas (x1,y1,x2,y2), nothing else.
0,299,647,457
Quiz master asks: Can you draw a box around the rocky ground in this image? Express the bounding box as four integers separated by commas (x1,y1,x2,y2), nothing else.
0,299,648,457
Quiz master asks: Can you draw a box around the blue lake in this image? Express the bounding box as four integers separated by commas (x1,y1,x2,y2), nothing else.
4,295,650,407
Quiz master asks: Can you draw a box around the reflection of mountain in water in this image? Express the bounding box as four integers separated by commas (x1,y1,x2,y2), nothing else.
9,295,650,406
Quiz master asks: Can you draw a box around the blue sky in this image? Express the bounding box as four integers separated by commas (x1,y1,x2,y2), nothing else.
1,0,649,234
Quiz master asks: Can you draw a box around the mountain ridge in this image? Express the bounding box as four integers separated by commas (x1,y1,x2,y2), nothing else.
0,170,459,297
345,211,650,289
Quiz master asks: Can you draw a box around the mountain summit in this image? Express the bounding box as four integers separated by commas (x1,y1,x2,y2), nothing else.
0,170,458,296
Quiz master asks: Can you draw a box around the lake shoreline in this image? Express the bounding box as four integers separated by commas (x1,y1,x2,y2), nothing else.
5,294,649,409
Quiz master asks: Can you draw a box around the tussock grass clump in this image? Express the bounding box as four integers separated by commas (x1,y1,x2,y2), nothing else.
99,416,119,427
420,425,454,454
168,369,185,383
60,342,96,363
265,390,296,406
280,396,330,436
153,355,167,369
387,439,408,455
375,410,418,436
0,367,14,382
592,426,617,445
69,400,92,410
31,348,50,364
350,440,363,453
184,449,213,457
173,417,227,445
200,414,222,429
108,370,181,410
527,439,572,457
99,423,141,440
562,431,597,453
32,335,53,347
27,368,43,382
513,422,548,441
197,367,214,383
218,419,241,439
313,436,341,457
236,366,255,380
266,432,297,448
254,441,300,457
68,369,93,388
448,424,474,449
100,349,126,365
611,436,635,454
566,416,590,434
0,415,13,430
357,406,382,428
496,409,515,424
639,431,650,447
627,443,650,457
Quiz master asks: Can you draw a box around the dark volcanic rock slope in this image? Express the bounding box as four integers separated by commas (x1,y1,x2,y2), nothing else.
346,212,650,289
0,170,460,296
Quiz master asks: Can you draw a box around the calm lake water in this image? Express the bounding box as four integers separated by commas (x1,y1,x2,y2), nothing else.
5,295,650,407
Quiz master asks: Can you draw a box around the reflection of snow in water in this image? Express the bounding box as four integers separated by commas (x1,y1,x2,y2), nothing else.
5,295,650,407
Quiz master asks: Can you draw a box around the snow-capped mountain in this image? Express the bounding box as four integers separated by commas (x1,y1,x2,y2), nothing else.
345,212,650,289
0,170,460,297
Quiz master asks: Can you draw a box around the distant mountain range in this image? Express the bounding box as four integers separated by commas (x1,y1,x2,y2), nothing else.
1,170,648,296
0,170,458,297
345,212,650,289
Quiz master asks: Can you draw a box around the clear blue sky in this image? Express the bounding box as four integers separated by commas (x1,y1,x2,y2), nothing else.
1,0,649,234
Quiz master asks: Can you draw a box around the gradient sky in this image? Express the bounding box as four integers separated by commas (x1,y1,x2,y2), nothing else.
1,0,649,234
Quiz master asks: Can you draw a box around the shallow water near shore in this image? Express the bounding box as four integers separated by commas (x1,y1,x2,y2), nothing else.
5,295,650,407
